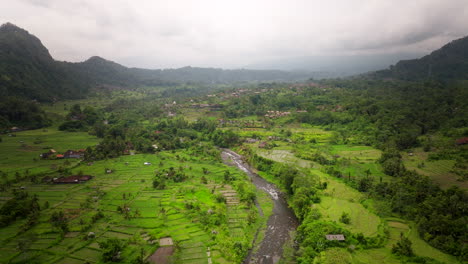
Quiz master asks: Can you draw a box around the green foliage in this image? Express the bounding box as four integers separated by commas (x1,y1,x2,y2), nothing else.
0,97,50,130
50,210,69,233
58,120,86,131
392,232,414,256
211,129,240,148
152,173,166,190
372,170,467,258
98,238,126,262
0,190,40,227
339,212,351,224
296,218,351,263
379,149,405,177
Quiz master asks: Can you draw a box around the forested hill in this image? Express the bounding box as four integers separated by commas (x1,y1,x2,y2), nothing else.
0,23,311,102
374,35,468,80
0,23,89,101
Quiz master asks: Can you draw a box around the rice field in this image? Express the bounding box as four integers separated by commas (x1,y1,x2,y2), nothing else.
0,147,266,263
402,150,467,189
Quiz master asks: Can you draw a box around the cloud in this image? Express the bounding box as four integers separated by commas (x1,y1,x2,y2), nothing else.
1,0,467,69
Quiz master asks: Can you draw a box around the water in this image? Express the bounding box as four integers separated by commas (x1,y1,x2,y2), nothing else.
221,149,299,264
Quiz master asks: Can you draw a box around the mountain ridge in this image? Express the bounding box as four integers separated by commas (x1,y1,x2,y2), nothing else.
373,35,468,80
0,23,312,101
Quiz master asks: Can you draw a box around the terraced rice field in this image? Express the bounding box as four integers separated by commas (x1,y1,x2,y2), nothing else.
0,150,261,263
402,150,467,189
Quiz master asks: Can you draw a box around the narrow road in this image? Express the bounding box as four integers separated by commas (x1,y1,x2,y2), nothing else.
221,149,299,264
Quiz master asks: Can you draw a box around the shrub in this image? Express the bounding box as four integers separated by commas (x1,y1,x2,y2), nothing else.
339,212,351,224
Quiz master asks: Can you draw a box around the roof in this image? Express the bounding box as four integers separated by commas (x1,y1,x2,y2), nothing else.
455,137,468,145
325,234,345,241
53,175,93,184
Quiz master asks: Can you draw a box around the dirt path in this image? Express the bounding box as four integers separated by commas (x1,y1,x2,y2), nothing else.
221,149,298,264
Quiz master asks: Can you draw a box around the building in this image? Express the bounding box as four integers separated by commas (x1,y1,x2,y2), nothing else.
53,175,93,184
40,149,57,159
325,234,345,241
455,137,468,145
64,150,84,159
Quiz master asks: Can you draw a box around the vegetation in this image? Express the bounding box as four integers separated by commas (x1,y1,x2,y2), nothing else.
0,22,467,264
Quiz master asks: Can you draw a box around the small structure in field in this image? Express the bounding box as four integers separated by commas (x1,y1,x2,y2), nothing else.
245,138,259,143
159,237,173,246
258,142,268,148
40,149,57,159
144,162,151,165
64,149,84,159
53,175,93,184
455,137,468,145
325,234,345,241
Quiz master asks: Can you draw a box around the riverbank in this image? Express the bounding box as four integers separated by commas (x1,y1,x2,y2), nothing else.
221,149,299,264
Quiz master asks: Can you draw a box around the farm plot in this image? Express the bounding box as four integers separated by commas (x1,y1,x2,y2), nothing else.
318,196,380,237
403,150,467,189
0,149,261,264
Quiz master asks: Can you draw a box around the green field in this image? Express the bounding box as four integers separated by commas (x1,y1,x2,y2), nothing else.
402,149,468,189
0,139,268,263
0,128,99,178
247,125,462,264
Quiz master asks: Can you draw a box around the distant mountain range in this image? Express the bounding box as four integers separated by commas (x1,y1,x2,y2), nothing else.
0,23,311,101
245,52,424,78
1,22,467,102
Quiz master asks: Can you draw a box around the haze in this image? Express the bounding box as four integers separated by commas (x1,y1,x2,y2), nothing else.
2,0,468,71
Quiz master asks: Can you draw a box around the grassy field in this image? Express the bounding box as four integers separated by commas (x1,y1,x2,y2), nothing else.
0,147,268,263
385,219,458,264
246,125,462,264
0,128,99,178
317,196,381,237
402,149,468,189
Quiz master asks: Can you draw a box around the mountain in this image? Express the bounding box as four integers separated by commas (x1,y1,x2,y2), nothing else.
374,35,468,80
0,23,89,101
0,23,311,102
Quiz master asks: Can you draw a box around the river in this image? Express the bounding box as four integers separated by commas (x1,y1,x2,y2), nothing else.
221,149,299,264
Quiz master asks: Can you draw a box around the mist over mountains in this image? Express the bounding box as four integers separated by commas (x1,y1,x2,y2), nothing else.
245,52,424,78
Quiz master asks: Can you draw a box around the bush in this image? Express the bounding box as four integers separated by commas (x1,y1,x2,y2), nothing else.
392,232,413,256
58,120,85,131
339,212,351,224
99,238,126,262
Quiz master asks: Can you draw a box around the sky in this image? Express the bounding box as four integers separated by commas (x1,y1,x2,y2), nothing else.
1,0,468,69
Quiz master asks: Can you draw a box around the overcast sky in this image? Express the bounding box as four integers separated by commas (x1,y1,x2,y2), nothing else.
2,0,468,69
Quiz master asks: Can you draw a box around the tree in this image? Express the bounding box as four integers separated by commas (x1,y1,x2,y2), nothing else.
99,238,126,262
132,248,149,264
50,210,68,233
339,212,351,224
392,232,413,256
152,174,166,190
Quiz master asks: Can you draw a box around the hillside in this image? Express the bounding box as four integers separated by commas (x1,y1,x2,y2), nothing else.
0,23,89,101
0,23,311,102
375,35,468,80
